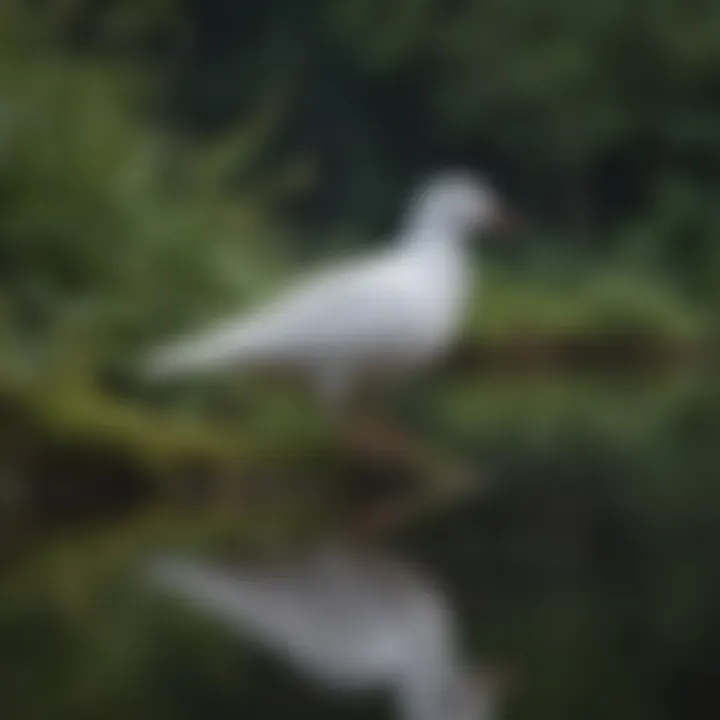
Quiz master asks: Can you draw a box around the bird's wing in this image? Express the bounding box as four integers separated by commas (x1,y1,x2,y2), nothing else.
145,557,297,639
142,251,423,380
143,555,396,687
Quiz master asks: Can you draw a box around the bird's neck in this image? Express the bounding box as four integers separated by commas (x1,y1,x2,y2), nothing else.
398,228,472,288
399,226,469,257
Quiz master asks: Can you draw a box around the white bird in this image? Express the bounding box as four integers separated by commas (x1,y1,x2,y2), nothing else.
142,171,511,408
145,545,503,720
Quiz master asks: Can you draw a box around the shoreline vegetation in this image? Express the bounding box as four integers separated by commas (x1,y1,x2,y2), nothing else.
1,248,712,550
0,327,712,561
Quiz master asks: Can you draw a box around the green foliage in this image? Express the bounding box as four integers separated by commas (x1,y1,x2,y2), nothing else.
322,0,720,157
427,372,707,454
105,0,717,306
0,15,288,379
474,261,707,343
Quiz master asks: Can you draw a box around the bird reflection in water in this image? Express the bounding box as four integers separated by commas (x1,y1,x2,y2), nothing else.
145,470,508,720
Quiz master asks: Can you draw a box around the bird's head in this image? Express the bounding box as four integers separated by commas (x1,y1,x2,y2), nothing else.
404,170,518,242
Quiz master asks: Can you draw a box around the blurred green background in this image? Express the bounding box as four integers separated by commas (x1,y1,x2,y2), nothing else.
1,1,719,719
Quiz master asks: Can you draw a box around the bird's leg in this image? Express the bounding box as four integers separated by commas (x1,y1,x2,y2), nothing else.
316,367,351,417
339,384,473,493
339,381,399,457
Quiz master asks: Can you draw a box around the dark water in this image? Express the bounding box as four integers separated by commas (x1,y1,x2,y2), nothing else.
1,373,719,720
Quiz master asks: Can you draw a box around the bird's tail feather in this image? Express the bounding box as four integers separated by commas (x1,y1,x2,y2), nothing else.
143,556,268,631
141,320,263,380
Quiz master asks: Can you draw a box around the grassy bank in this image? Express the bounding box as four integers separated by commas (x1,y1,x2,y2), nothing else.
462,262,710,366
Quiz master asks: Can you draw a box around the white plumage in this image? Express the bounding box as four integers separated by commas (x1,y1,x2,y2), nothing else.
143,171,505,406
145,545,500,720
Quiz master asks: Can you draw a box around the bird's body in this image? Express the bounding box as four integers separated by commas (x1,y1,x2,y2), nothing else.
143,172,502,408
148,233,469,401
146,545,497,720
